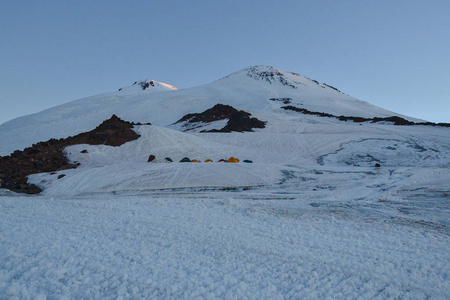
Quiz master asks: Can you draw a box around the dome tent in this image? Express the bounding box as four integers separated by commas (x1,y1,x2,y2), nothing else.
179,157,191,162
227,157,240,163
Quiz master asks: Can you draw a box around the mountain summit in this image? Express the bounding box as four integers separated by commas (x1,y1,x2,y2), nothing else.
225,65,336,91
118,79,177,94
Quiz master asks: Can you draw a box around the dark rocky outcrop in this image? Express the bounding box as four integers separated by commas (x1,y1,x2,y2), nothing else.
131,80,153,90
176,104,238,124
282,106,450,127
139,81,152,90
213,110,266,133
269,98,292,104
0,115,140,194
282,106,336,118
175,104,266,132
322,83,341,93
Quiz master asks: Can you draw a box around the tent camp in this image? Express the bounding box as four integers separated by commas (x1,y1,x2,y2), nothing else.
227,157,240,163
179,157,191,162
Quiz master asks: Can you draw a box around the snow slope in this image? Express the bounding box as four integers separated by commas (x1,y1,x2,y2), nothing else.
1,66,449,299
24,117,449,199
0,65,423,156
1,184,449,299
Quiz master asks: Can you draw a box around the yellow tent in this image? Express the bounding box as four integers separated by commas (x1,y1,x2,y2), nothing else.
204,159,213,162
227,157,240,163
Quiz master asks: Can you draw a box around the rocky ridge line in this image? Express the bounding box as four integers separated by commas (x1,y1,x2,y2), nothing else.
282,106,450,127
0,115,140,194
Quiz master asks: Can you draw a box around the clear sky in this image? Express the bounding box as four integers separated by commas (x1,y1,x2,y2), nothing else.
1,0,449,124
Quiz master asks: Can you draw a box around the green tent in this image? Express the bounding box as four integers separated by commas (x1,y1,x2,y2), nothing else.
165,157,173,162
179,157,191,162
243,159,253,163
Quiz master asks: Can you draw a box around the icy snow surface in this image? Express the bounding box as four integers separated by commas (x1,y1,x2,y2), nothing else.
1,186,449,299
1,66,449,299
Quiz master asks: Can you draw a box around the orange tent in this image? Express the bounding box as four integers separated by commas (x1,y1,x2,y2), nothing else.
191,159,200,163
204,159,213,162
227,157,240,163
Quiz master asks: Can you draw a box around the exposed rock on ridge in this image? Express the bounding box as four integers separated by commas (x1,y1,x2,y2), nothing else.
0,115,140,194
282,106,450,127
175,104,266,132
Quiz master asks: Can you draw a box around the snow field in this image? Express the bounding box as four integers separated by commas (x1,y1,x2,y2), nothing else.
1,194,448,299
31,162,282,196
26,120,448,198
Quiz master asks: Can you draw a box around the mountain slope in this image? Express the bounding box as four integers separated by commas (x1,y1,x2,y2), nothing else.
0,65,423,156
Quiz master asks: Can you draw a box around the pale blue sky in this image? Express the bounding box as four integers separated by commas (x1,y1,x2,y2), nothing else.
1,0,449,124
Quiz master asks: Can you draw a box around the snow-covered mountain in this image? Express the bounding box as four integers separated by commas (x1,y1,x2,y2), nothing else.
1,66,449,299
1,64,448,195
0,65,424,156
